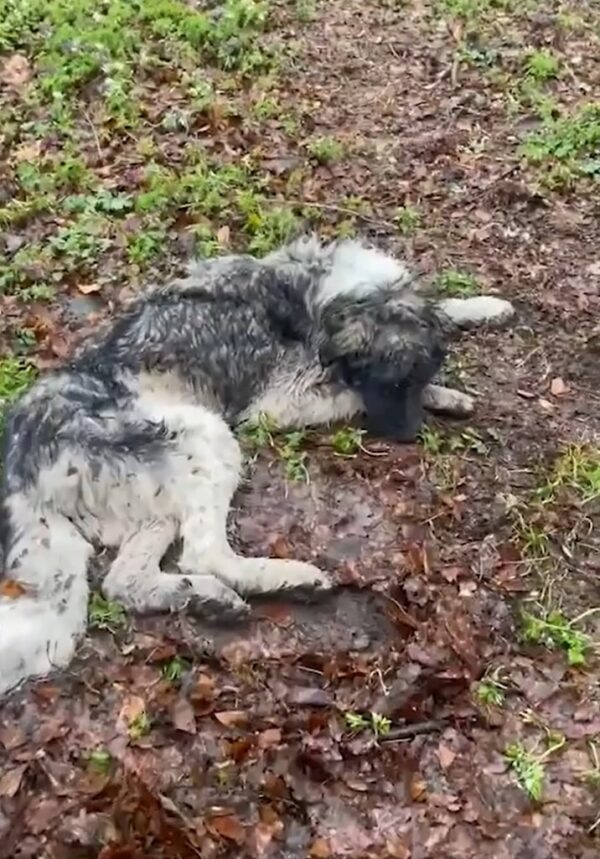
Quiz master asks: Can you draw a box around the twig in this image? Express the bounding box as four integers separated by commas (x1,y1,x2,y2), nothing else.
81,107,103,160
381,719,448,741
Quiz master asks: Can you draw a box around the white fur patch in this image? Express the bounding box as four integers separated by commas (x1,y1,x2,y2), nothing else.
438,296,516,329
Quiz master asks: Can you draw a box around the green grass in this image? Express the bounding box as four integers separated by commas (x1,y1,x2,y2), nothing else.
475,669,506,708
521,608,593,666
161,656,190,683
435,269,481,297
536,444,600,504
88,592,127,631
330,426,365,456
345,711,392,739
306,136,345,165
395,205,421,235
0,357,36,403
239,413,309,481
523,49,560,83
520,103,600,187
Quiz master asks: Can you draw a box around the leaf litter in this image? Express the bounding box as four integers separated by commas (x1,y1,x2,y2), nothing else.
2,0,600,857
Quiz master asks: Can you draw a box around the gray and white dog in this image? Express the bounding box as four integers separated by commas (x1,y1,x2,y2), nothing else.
0,235,514,695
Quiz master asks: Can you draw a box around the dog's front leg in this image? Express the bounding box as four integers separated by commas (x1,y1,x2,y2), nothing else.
422,384,475,417
437,295,515,330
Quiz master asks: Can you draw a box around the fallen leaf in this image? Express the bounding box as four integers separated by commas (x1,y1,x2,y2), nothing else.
215,710,248,728
437,743,457,769
310,838,332,858
1,54,32,89
288,687,332,707
258,728,281,749
550,376,567,397
117,695,146,732
0,764,27,797
0,579,28,598
206,814,246,844
216,225,230,247
77,282,102,295
171,697,196,734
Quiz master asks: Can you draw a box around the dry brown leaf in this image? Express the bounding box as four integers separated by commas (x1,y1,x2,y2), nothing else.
206,813,246,844
437,743,457,770
117,694,146,732
310,838,332,858
0,579,28,599
214,710,248,728
77,282,102,295
171,697,196,734
0,764,27,797
258,728,282,748
216,225,230,247
1,54,32,89
550,376,567,397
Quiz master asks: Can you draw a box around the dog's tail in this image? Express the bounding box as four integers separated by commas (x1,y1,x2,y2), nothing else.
0,510,92,696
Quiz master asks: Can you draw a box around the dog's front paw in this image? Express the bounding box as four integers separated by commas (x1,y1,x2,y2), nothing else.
438,296,515,330
181,575,250,623
237,558,333,599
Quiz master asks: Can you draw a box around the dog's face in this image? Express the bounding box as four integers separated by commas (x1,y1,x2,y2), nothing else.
319,293,447,441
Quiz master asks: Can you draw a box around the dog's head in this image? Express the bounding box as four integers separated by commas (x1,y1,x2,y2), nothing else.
319,291,449,441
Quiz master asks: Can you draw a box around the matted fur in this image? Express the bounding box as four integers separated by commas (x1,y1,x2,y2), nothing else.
0,235,514,695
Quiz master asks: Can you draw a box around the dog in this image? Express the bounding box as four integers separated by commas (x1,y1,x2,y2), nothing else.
0,235,514,695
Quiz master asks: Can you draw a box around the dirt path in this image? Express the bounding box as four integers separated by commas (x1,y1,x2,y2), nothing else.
1,1,600,856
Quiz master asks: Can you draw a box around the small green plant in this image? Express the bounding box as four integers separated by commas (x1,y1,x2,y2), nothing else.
504,742,546,800
419,426,486,456
126,227,168,266
88,592,127,631
435,269,480,297
520,103,600,186
238,412,278,451
395,205,421,235
476,669,506,708
536,444,600,504
87,749,112,775
48,219,109,267
278,430,309,482
0,357,36,404
513,511,550,560
331,426,365,456
162,655,190,683
504,733,565,800
344,711,391,738
523,49,560,83
306,136,345,165
128,710,152,740
296,0,316,22
521,608,592,666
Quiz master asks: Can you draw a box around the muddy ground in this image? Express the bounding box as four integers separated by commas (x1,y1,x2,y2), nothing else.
1,1,600,857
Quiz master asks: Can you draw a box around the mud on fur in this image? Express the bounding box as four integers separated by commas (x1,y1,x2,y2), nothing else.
0,235,514,695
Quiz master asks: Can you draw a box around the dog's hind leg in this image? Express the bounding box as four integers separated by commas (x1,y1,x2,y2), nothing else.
102,518,248,621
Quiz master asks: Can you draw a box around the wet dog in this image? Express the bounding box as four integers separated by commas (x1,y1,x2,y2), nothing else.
0,235,514,694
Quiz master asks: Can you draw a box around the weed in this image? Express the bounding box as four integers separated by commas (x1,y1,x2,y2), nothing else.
419,426,487,457
241,200,299,255
520,103,600,186
162,656,190,683
435,269,480,297
128,710,152,740
395,205,421,235
296,0,316,22
475,669,506,708
278,430,309,482
0,357,36,404
344,711,392,738
126,227,168,266
87,749,112,774
251,96,281,121
48,219,110,268
504,733,565,800
331,426,366,456
88,592,127,631
512,508,551,561
306,136,345,165
523,49,560,83
504,742,546,800
536,444,600,504
238,412,278,451
521,608,592,666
